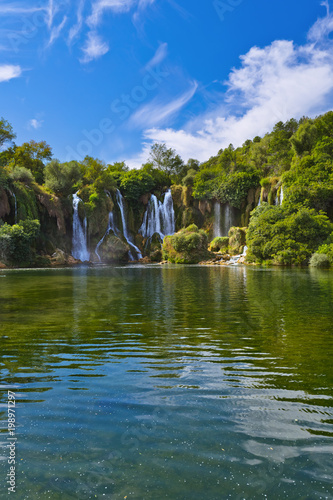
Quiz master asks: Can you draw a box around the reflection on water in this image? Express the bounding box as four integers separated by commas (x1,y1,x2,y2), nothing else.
0,265,333,499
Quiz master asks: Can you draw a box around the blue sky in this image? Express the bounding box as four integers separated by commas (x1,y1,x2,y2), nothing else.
0,0,333,168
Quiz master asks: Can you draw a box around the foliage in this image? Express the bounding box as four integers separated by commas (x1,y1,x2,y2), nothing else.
9,166,35,184
247,204,332,265
162,224,211,264
228,226,247,255
210,236,229,252
9,141,52,184
45,160,82,196
309,253,331,268
0,219,40,264
119,170,155,202
148,143,184,180
0,117,16,149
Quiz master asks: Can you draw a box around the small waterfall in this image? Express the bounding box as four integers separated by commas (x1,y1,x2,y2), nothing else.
280,186,284,205
223,203,232,237
8,190,18,223
116,190,142,261
139,189,175,240
258,192,261,207
213,202,221,238
72,192,90,262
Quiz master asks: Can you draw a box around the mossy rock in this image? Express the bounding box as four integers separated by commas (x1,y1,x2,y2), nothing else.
162,224,212,264
228,226,247,255
98,234,130,262
210,236,229,252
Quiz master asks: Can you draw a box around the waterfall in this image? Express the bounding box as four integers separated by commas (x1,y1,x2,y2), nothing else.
223,203,232,237
72,192,90,262
213,202,221,238
116,190,142,261
139,189,175,240
280,186,284,205
258,192,261,207
8,190,18,223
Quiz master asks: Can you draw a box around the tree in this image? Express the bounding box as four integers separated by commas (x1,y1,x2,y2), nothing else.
0,117,16,150
44,160,82,196
148,143,184,178
11,140,52,184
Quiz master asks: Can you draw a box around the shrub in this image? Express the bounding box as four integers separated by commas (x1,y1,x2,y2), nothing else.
162,224,211,264
228,226,247,255
309,253,331,268
210,236,229,252
247,204,332,265
0,219,40,264
9,166,35,184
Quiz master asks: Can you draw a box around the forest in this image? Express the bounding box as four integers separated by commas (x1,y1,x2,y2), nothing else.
0,111,333,267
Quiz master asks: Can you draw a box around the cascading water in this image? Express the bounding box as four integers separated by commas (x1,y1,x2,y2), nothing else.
258,192,262,207
72,192,90,262
280,186,284,205
213,202,221,238
116,190,142,261
139,189,175,240
223,203,232,237
8,190,18,223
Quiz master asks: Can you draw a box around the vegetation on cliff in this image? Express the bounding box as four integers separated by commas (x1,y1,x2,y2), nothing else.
1,110,333,266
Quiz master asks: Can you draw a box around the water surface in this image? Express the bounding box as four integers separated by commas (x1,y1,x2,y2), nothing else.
0,265,332,499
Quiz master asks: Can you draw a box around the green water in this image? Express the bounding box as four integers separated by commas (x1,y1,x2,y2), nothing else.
0,265,332,499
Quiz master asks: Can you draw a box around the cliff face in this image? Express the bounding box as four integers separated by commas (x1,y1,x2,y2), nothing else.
0,182,283,264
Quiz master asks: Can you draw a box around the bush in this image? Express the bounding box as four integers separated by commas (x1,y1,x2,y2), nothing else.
228,226,247,255
10,166,35,184
247,204,332,265
309,253,331,268
0,219,40,264
210,236,229,252
162,224,211,264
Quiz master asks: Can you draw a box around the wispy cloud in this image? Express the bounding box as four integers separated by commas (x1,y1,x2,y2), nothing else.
308,1,333,42
87,0,134,28
80,30,109,62
47,16,68,47
28,118,43,129
0,64,22,82
145,42,168,70
0,3,44,15
130,81,198,128
127,5,333,166
68,0,85,45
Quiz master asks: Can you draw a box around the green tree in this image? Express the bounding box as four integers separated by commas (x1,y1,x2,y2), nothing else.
149,143,184,179
10,141,52,184
0,117,16,149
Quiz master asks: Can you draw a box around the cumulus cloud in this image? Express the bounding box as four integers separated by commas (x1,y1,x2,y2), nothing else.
0,64,22,82
127,7,333,166
80,30,109,62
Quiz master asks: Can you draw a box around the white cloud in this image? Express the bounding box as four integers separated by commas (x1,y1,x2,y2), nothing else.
0,64,22,82
28,118,43,129
47,16,68,47
0,3,44,15
87,0,134,28
68,0,85,45
80,30,109,62
130,81,198,128
127,7,333,165
308,2,333,42
145,42,168,70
